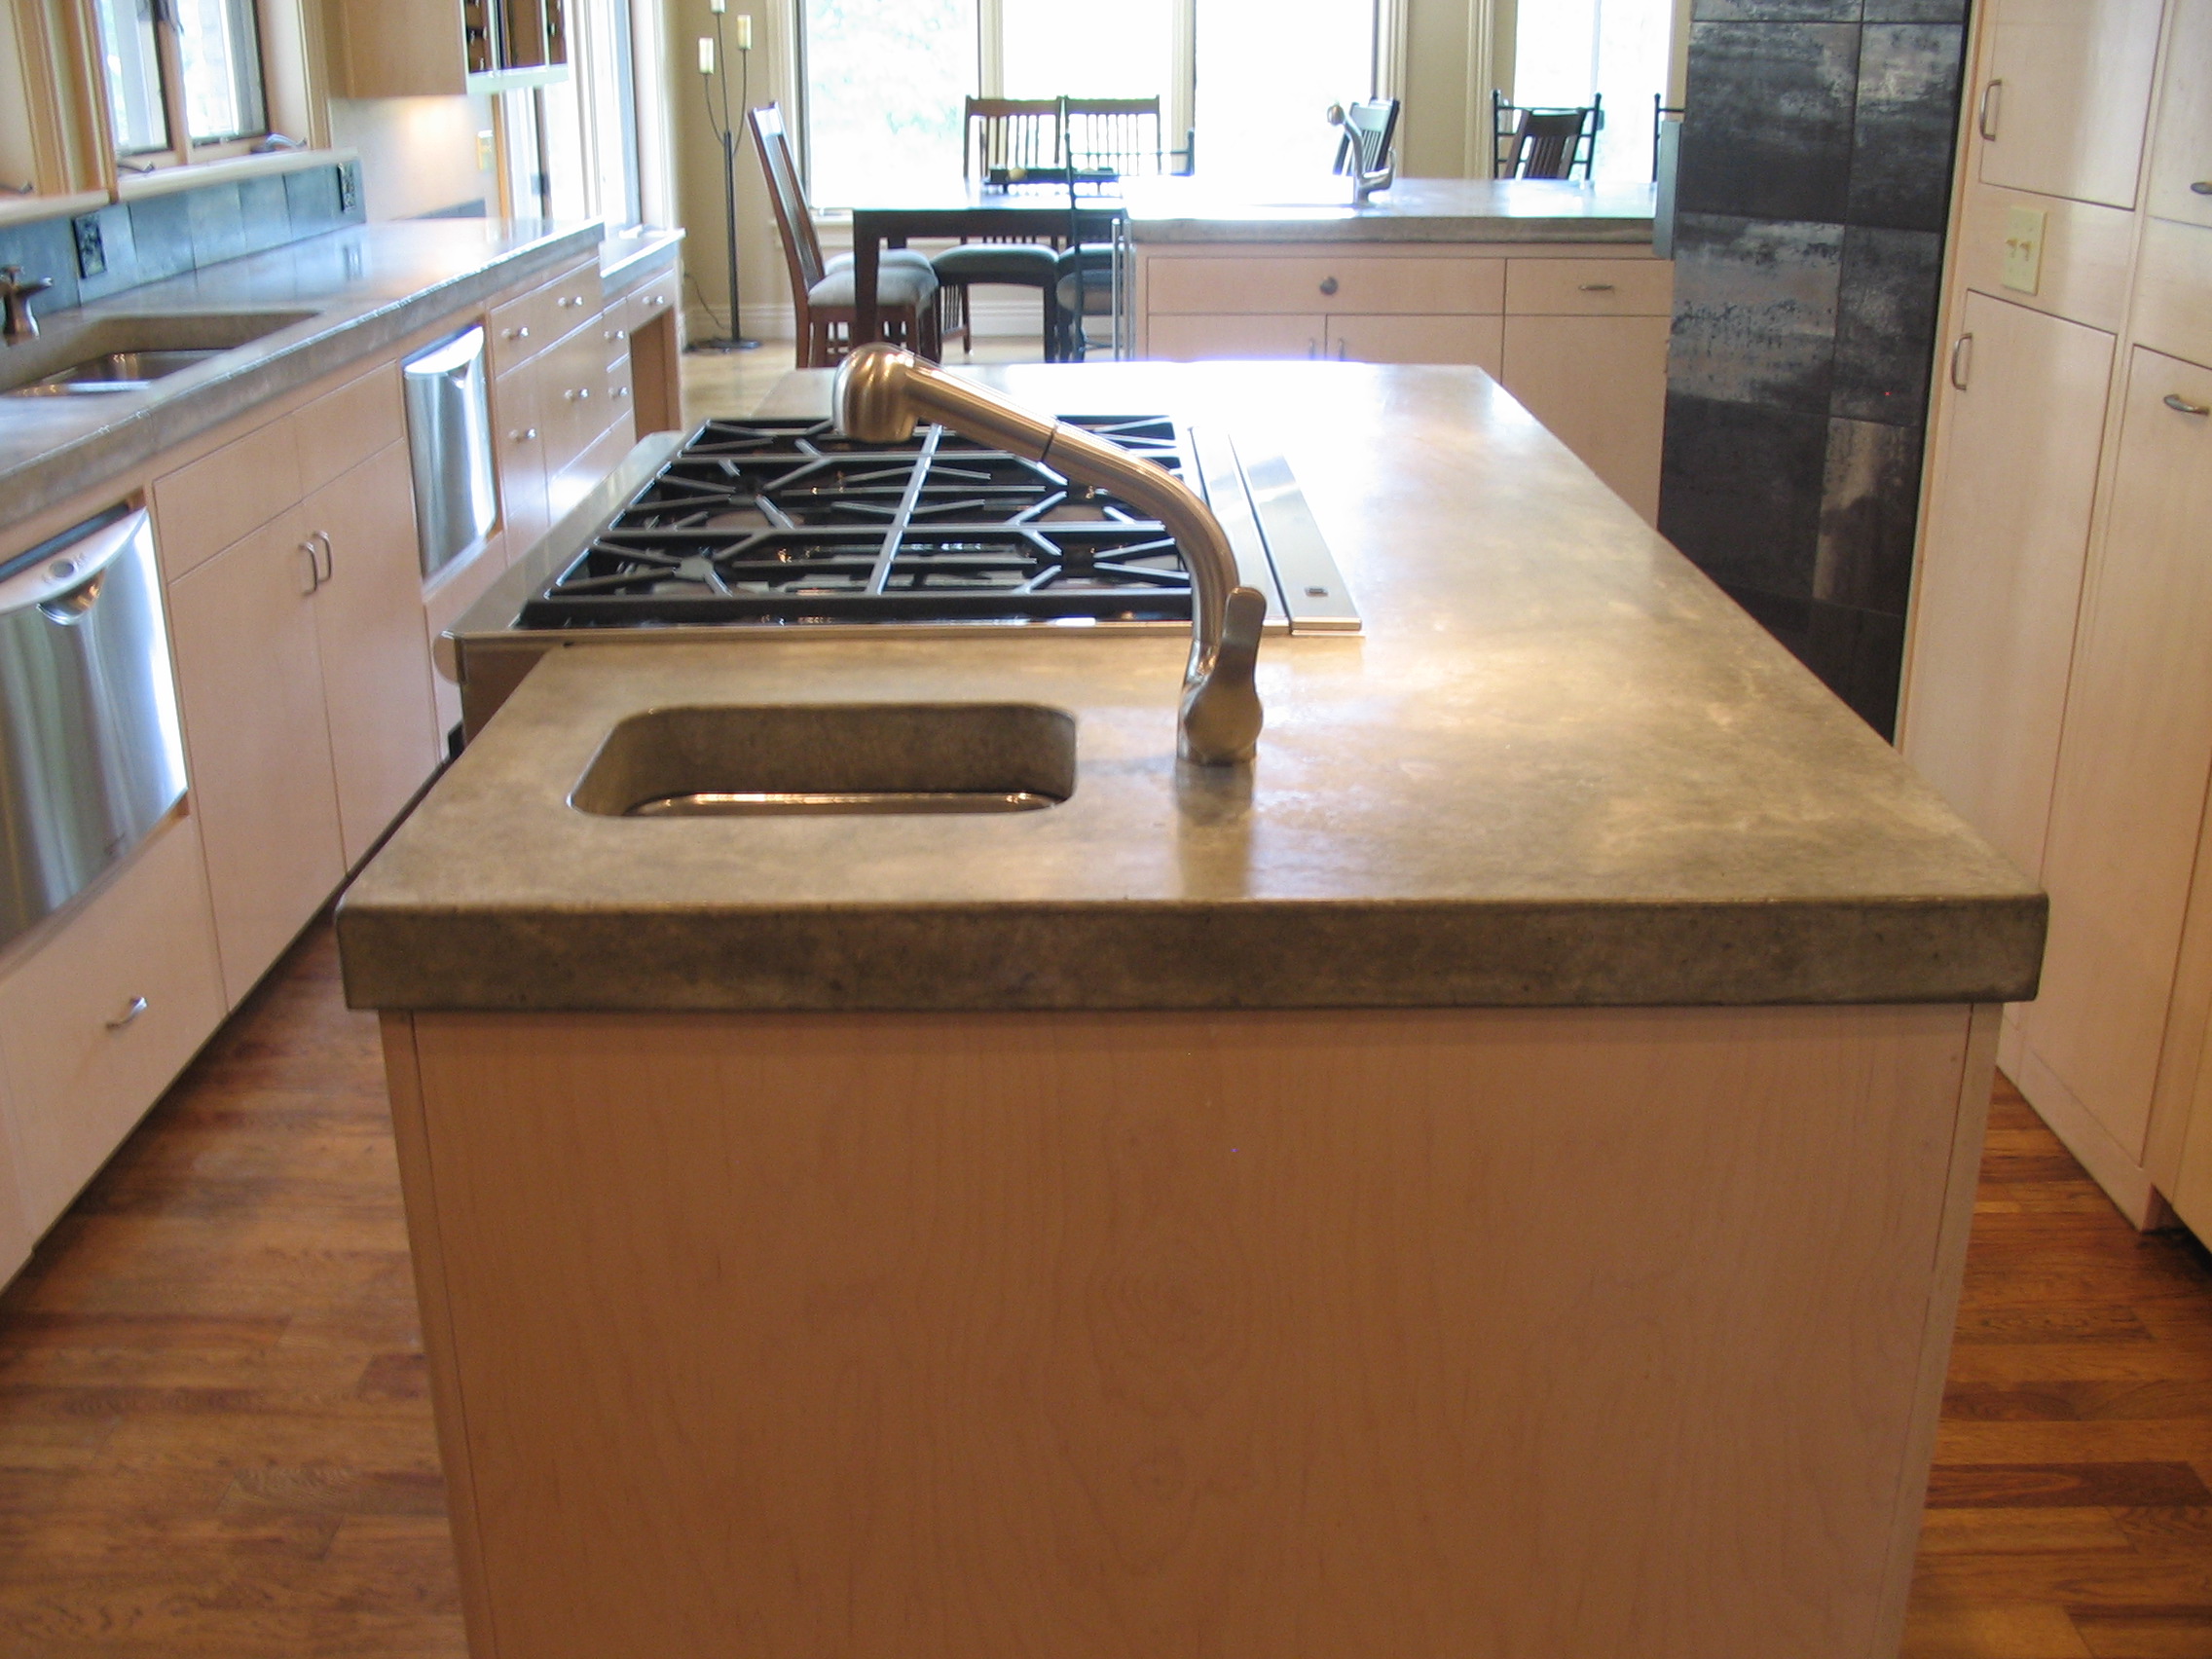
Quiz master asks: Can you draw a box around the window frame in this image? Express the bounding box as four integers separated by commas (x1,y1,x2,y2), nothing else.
98,0,274,175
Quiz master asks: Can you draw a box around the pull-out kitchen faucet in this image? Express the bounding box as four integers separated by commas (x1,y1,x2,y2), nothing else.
833,343,1266,766
0,266,54,345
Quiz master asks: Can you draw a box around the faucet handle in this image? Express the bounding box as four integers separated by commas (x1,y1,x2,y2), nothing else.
1179,585,1267,766
0,266,53,295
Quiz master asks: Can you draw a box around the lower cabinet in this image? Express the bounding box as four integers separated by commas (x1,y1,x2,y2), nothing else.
0,812,225,1238
1330,313,1504,372
167,506,348,1008
308,443,442,866
1149,313,1329,360
1498,314,1671,522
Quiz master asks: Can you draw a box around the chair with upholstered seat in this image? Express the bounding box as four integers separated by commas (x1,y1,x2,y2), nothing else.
1053,96,1175,360
749,103,940,368
935,97,1066,358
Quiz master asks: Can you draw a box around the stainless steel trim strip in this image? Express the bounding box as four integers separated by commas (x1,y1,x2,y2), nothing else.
1185,424,1289,633
1230,440,1362,634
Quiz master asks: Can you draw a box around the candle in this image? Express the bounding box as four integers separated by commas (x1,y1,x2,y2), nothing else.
733,14,752,50
709,0,725,12
697,34,716,73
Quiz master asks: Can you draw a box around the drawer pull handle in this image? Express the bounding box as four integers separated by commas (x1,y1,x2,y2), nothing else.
512,426,538,442
504,325,530,341
2165,393,2212,417
298,540,321,594
1577,282,1616,292
105,995,148,1032
1949,332,1972,391
614,385,630,397
648,293,665,306
1978,78,2002,141
2193,181,2212,196
312,530,333,585
1318,276,1339,296
607,328,627,342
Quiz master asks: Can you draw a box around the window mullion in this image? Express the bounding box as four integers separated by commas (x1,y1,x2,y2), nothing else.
155,6,190,164
976,0,1003,96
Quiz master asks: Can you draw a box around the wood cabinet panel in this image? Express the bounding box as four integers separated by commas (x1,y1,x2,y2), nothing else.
1499,314,1672,523
167,507,346,1008
0,1066,26,1287
295,361,405,498
547,416,638,532
2148,0,2212,229
1324,313,1504,372
1900,293,2116,882
1955,188,2139,335
0,814,223,1236
305,443,441,869
1147,312,1327,360
2023,349,2212,1162
539,320,613,474
2131,218,2212,371
1148,256,1504,317
494,367,551,564
151,419,302,583
1975,0,2164,209
1504,258,1674,316
626,274,677,334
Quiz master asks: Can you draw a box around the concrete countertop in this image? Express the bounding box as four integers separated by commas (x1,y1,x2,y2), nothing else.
0,217,604,526
600,224,684,286
336,360,2044,1014
1122,176,1659,243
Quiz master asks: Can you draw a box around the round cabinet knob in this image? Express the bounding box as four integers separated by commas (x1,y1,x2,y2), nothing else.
511,426,538,442
606,327,626,342
614,385,630,398
648,293,665,306
1318,276,1340,297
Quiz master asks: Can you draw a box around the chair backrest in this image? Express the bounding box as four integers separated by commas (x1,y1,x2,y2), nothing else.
964,96,1061,179
1062,96,1164,177
748,102,828,294
1332,97,1400,176
1492,90,1600,179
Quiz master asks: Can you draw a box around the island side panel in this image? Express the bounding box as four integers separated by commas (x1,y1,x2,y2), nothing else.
392,1002,1989,1659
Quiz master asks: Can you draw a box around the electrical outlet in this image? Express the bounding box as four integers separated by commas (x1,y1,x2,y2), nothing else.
2002,204,2046,295
477,130,495,173
71,213,105,279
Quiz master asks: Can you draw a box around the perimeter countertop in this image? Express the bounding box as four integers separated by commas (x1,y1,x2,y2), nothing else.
1121,175,1659,243
339,360,2043,1014
0,218,608,526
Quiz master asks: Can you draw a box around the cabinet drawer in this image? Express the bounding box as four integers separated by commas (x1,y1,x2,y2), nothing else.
1147,313,1328,360
627,274,677,333
1148,256,1503,316
489,258,602,377
605,347,636,424
1325,313,1503,372
2133,219,2212,371
296,361,405,497
152,419,302,583
540,325,614,474
0,812,224,1236
1506,259,1674,316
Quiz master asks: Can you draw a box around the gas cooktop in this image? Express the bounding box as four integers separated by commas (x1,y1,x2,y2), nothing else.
518,417,1208,629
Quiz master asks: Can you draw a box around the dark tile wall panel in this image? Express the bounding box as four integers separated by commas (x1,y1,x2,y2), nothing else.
1659,0,1968,739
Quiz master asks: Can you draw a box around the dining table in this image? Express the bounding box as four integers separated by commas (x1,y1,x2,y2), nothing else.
847,177,1126,352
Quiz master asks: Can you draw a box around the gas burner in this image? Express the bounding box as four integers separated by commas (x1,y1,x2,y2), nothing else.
521,417,1196,629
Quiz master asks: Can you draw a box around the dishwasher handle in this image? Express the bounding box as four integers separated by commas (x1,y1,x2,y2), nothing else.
0,506,146,623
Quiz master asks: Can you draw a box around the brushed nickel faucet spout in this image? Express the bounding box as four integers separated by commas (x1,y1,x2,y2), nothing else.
0,266,54,345
833,343,1266,766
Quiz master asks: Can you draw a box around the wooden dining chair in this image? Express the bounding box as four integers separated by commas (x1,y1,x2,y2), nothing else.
1052,96,1173,360
1332,97,1400,177
933,96,1067,358
1492,91,1601,180
748,103,940,368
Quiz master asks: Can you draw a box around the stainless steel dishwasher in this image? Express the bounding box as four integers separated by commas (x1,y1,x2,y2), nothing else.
403,324,498,579
0,505,187,949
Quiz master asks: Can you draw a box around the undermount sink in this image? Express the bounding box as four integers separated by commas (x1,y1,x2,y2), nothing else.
2,310,318,396
571,703,1078,818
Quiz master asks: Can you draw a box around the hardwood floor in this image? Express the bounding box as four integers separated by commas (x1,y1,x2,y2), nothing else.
3,922,2204,1656
677,331,1053,425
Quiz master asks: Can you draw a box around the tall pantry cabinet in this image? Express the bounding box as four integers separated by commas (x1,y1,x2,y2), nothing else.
1899,0,2212,1233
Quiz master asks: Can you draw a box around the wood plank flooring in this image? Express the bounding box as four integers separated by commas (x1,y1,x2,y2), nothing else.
2,922,2205,1656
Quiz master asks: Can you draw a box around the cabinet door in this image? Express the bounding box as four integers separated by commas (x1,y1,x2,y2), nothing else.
2023,349,2212,1161
307,443,442,867
495,367,552,565
168,507,346,1007
1976,0,2164,208
1146,313,1328,361
1498,314,1672,523
0,1067,29,1287
2149,0,2212,228
1900,293,2115,880
0,814,224,1238
1325,314,1504,373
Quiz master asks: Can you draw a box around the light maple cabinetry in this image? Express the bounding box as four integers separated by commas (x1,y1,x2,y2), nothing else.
2147,0,2212,226
1136,244,1672,522
1975,0,2165,209
1901,293,2115,879
2019,350,2212,1175
0,1071,25,1285
0,813,224,1237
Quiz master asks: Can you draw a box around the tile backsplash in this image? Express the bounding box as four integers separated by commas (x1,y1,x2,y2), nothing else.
0,160,366,320
1658,0,1967,739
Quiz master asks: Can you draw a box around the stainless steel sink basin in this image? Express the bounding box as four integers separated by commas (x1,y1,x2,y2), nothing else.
1,310,318,396
571,703,1078,818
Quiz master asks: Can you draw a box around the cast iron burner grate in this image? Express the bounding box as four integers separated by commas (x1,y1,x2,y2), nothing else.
519,416,1197,628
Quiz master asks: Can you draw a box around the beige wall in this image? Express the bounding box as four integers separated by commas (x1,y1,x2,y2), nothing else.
664,0,793,340
332,95,497,220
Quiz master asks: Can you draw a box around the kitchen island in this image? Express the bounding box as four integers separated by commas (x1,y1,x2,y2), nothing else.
339,360,2042,1659
1121,177,1672,520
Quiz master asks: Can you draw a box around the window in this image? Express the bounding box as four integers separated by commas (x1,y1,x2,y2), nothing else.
1511,0,1672,183
91,0,269,166
798,0,1381,206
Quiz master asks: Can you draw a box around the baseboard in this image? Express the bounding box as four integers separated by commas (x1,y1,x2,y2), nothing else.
2012,1043,2174,1229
